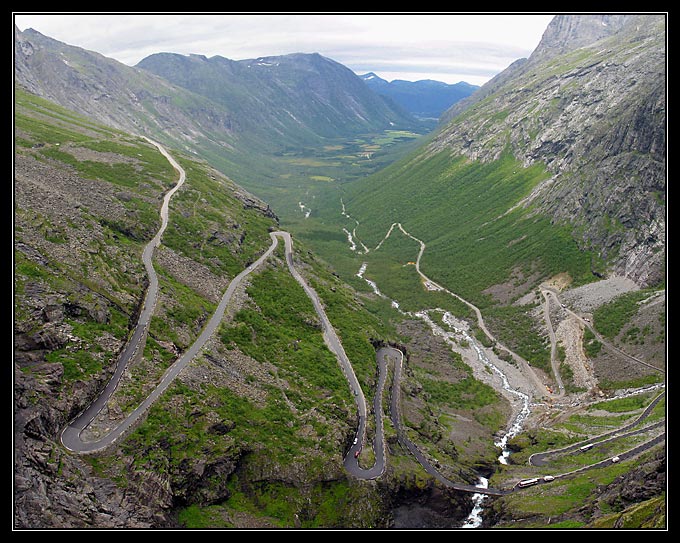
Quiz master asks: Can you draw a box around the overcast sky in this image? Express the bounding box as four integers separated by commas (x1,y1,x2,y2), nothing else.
14,13,556,86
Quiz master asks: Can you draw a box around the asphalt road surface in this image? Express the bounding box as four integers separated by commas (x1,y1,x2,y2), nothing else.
61,137,187,452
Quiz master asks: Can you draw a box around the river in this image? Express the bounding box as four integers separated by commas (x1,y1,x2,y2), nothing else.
356,262,532,528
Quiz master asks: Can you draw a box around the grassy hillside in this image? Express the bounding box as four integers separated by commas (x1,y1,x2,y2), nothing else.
344,150,595,306
15,87,178,385
287,146,596,373
489,391,665,528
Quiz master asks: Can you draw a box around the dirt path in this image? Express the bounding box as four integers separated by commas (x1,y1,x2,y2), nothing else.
540,288,565,396
555,316,598,392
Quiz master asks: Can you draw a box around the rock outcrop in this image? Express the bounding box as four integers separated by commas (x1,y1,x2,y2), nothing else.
437,14,666,286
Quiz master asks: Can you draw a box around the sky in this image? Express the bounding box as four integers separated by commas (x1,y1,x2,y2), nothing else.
13,13,556,86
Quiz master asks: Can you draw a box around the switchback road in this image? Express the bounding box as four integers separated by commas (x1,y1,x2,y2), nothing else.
540,287,565,397
62,137,187,452
529,390,665,467
376,222,549,398
60,141,385,477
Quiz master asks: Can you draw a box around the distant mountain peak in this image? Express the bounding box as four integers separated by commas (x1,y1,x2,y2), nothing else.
360,72,479,120
360,72,386,82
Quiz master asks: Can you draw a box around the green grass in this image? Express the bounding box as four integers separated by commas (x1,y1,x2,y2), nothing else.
588,495,666,528
46,347,104,381
178,505,233,528
593,287,660,339
546,520,586,528
14,251,50,281
583,327,603,357
504,428,583,465
178,478,383,528
485,304,550,371
124,378,320,473
359,227,475,318
39,147,166,190
588,393,654,413
15,86,119,137
303,262,392,396
119,241,396,506
339,150,594,307
598,373,664,391
416,369,498,410
161,157,274,277
286,149,595,378
150,264,217,350
498,463,631,518
220,253,349,401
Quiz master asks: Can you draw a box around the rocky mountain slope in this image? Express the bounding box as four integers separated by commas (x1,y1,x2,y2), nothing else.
13,87,275,527
435,14,665,287
14,25,237,154
342,15,664,301
14,15,665,529
360,72,478,120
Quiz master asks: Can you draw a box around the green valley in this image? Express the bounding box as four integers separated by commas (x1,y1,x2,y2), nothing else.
14,13,665,531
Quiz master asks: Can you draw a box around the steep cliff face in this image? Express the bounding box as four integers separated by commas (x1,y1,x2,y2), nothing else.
435,14,665,286
528,14,635,63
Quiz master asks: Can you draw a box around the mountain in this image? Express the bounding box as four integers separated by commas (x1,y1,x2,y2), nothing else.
344,14,665,294
360,72,479,119
14,25,426,219
14,16,666,529
14,26,419,163
14,25,237,153
437,14,666,287
136,52,419,150
13,87,276,527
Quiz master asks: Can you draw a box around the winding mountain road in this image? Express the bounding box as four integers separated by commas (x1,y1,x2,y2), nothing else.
383,346,508,496
60,140,385,478
279,231,385,478
378,223,549,398
540,288,565,397
62,137,187,452
61,140,665,499
529,390,666,467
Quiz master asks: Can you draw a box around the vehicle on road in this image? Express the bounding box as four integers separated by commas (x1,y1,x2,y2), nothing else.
354,449,361,458
518,478,539,488
543,475,555,482
580,444,593,451
612,456,621,463
353,437,358,445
